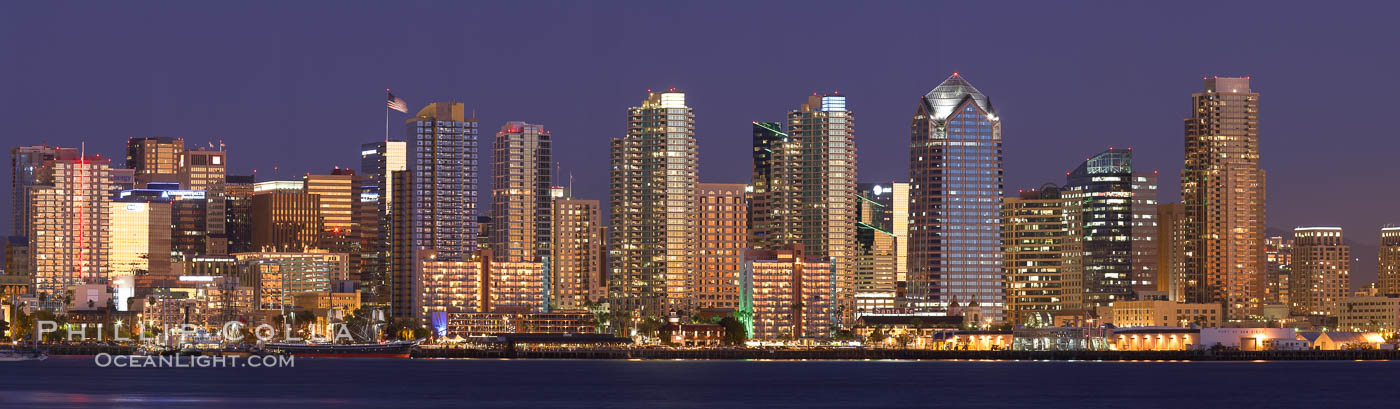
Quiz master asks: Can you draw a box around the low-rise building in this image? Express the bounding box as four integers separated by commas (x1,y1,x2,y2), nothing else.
1109,300,1221,328
1112,328,1198,351
741,246,832,340
1198,328,1298,351
1300,331,1390,350
1336,294,1399,333
662,322,726,347
431,311,595,336
417,249,545,318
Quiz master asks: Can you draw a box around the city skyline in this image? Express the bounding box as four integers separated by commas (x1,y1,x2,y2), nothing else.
3,1,1399,286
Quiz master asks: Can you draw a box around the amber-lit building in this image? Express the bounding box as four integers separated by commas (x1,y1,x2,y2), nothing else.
1002,186,1071,325
109,201,172,310
29,154,113,302
551,198,603,310
251,191,322,252
741,246,832,340
305,169,360,280
1108,300,1221,328
1181,77,1266,320
304,170,356,235
232,251,347,311
417,249,544,319
693,183,746,310
1155,202,1186,300
608,90,697,313
1379,227,1400,296
125,137,184,178
1290,227,1350,316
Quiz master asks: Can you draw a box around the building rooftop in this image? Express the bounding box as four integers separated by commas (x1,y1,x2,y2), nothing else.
921,73,995,121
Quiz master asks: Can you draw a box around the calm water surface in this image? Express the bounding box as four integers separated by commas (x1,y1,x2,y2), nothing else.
3,356,1397,408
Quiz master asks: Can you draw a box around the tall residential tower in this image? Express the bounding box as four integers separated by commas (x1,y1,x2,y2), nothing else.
608,90,698,314
1181,77,1265,320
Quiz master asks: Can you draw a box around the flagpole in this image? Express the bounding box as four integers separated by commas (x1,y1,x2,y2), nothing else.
385,89,390,143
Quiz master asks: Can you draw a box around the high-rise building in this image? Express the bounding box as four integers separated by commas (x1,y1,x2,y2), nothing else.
908,73,1005,322
304,170,356,234
1379,227,1400,296
1062,148,1157,307
741,246,832,340
551,198,603,311
608,90,697,314
359,140,406,311
29,155,113,302
1130,171,1159,295
407,103,480,261
1263,236,1293,305
11,144,78,236
251,191,321,252
854,183,901,313
224,174,256,254
125,137,184,177
305,169,360,281
748,121,785,251
1156,203,1187,300
389,170,414,317
1182,76,1266,320
784,94,857,323
1289,227,1349,316
181,148,227,256
109,200,171,310
693,183,747,310
490,121,553,263
1002,186,1069,326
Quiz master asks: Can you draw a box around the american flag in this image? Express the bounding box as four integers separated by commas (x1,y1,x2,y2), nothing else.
387,90,407,113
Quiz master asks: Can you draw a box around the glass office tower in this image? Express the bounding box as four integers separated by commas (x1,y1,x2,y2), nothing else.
908,73,1005,323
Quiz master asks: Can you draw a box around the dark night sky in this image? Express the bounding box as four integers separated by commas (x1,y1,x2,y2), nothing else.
3,1,1397,284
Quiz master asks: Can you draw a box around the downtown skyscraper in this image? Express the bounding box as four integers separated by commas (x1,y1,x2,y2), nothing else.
11,144,77,237
1062,148,1158,308
29,154,113,301
609,90,697,314
360,140,406,309
490,121,553,263
747,94,857,324
908,73,1005,323
407,102,480,260
1182,77,1265,320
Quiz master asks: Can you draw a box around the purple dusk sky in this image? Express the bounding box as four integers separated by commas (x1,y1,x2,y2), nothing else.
2,1,1397,283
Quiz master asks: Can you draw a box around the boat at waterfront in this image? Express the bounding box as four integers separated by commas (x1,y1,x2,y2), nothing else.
0,349,48,362
263,341,417,358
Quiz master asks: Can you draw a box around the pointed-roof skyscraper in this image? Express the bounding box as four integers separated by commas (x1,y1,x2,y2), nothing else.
907,73,1005,324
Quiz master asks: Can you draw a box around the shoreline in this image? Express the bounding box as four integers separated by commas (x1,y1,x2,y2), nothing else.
33,345,1397,361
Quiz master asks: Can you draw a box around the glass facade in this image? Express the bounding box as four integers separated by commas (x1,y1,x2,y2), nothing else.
490,122,552,263
908,74,1005,322
408,103,479,261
